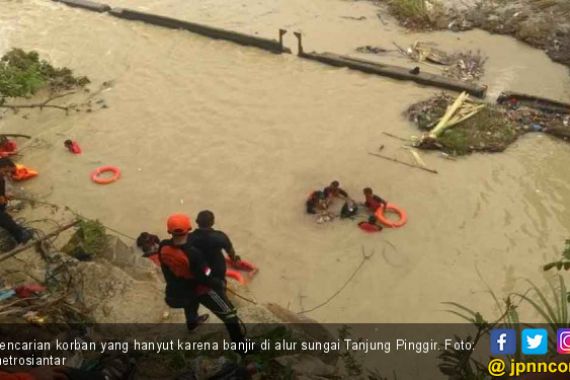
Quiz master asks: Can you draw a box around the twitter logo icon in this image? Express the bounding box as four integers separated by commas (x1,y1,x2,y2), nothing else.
522,329,548,355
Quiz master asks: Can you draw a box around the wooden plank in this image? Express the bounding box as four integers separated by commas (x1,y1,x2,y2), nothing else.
0,221,80,263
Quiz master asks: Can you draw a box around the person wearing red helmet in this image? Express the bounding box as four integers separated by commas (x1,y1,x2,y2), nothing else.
158,213,246,350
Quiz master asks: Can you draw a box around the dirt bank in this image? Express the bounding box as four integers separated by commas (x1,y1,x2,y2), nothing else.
0,200,366,379
381,0,570,70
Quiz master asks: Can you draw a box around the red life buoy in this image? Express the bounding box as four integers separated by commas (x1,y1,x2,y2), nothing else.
374,203,407,228
358,222,382,233
91,166,121,184
226,269,246,284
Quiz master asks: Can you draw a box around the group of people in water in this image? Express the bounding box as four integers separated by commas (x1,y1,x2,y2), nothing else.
305,180,388,231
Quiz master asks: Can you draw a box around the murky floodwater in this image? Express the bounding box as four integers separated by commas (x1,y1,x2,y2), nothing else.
1,0,570,322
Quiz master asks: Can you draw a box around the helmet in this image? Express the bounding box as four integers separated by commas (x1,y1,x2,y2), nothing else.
167,213,191,235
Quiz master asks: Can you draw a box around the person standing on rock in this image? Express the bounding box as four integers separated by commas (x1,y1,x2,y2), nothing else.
0,158,32,247
158,213,246,349
188,210,240,287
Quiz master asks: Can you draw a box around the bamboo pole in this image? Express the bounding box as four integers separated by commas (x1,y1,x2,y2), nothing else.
0,220,80,263
368,152,438,174
405,147,427,168
429,91,469,139
382,132,411,142
444,104,485,129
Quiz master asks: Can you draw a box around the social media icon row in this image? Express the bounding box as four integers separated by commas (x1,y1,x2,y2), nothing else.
489,328,566,355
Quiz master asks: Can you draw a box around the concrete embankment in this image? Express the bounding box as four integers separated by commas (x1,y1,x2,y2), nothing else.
53,0,110,12
51,0,289,54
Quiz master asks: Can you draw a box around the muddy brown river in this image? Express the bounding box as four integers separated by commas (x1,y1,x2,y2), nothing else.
1,0,570,322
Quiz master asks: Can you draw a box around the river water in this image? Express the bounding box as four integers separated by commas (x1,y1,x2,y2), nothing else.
1,0,570,322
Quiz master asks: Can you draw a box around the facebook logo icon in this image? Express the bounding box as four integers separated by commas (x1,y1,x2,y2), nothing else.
491,329,516,355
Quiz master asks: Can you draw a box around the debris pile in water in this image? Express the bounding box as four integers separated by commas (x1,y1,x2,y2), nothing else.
395,41,487,82
407,92,570,155
355,45,389,55
442,50,487,82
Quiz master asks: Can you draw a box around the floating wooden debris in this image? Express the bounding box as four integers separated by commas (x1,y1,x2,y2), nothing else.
368,152,438,174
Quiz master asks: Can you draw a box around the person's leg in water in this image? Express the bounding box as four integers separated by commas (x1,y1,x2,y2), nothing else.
0,204,32,244
198,288,245,348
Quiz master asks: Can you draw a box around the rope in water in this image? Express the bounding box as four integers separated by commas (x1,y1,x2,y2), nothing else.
298,246,376,314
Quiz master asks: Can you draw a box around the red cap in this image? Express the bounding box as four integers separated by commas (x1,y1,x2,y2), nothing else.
167,213,191,235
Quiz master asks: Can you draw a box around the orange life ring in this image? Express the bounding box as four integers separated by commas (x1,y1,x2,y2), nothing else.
226,269,246,284
374,203,407,228
91,166,121,184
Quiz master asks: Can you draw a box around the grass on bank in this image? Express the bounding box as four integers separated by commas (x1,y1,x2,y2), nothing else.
386,0,443,29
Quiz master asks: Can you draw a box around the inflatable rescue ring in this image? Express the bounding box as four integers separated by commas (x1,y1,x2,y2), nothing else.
91,166,121,184
374,203,407,228
226,269,246,285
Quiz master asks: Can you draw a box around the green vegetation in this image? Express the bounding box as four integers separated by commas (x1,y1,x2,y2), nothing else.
442,240,570,378
386,0,443,29
437,107,519,155
0,48,89,101
63,220,108,259
408,94,522,155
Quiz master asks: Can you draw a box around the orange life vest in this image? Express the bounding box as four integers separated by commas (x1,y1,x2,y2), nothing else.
12,164,38,181
158,244,194,279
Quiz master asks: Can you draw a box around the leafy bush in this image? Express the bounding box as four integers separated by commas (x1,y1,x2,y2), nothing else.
62,220,108,259
0,48,89,99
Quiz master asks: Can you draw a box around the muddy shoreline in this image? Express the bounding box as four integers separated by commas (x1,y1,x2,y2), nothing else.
379,0,570,71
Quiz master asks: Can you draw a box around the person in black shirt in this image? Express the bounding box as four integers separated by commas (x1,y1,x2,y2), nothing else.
188,210,240,283
323,180,349,201
306,190,327,214
340,199,359,219
0,158,32,246
363,187,387,212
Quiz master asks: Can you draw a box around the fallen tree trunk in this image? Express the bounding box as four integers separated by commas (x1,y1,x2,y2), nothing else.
0,134,32,139
0,220,80,262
